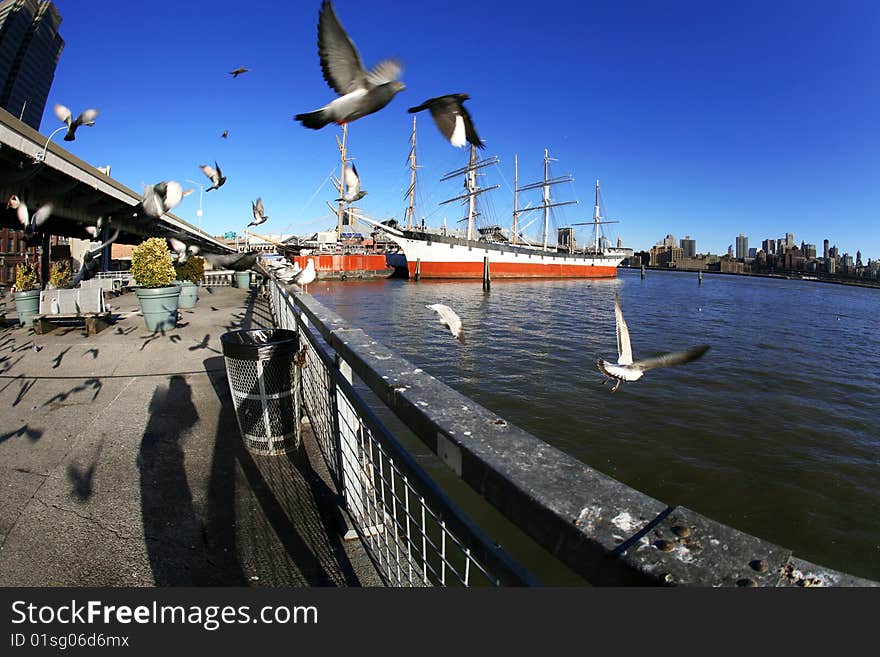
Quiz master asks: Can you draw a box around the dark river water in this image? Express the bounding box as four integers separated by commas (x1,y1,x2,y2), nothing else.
309,268,880,582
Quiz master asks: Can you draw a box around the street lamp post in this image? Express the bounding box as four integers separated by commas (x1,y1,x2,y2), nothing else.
184,179,204,233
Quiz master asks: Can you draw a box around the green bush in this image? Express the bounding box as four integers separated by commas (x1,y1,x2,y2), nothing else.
49,260,71,288
14,262,39,291
131,237,176,288
175,255,205,284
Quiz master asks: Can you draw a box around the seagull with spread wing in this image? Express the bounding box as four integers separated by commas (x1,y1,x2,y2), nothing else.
408,94,485,149
335,163,367,202
597,292,709,393
53,104,99,142
426,304,464,343
294,0,405,129
249,197,268,226
200,161,226,191
7,195,52,240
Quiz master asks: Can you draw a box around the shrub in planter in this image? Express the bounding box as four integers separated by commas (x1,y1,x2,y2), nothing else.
130,237,180,331
49,261,71,289
12,262,40,327
175,256,204,308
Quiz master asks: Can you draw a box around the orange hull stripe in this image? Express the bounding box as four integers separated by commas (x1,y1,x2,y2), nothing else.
293,255,390,272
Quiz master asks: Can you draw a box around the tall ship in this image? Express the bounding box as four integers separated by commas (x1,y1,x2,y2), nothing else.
362,125,629,279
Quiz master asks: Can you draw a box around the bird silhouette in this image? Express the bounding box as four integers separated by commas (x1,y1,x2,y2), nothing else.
168,238,199,263
200,161,226,191
71,228,120,287
142,181,193,218
7,195,52,240
335,163,367,202
408,94,484,149
249,197,268,227
221,130,229,138
53,104,99,141
294,0,405,129
229,67,250,78
426,304,464,342
204,251,259,271
597,292,709,393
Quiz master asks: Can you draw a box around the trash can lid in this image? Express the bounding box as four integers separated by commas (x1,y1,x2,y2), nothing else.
220,328,299,360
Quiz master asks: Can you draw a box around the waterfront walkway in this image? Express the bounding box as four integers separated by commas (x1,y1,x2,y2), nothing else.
0,286,381,586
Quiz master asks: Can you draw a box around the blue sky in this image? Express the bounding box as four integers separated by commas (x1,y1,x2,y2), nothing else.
43,0,878,258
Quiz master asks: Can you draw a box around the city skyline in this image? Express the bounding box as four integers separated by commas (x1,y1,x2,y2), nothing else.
28,0,880,259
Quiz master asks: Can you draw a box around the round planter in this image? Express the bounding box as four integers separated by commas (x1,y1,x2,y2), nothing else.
135,286,181,332
176,282,199,308
234,271,251,288
13,290,41,327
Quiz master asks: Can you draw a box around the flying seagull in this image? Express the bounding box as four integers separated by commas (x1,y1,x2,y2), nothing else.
249,197,268,226
141,181,193,218
7,195,52,240
53,104,99,142
294,258,316,293
597,292,709,393
408,94,484,149
426,304,464,342
71,228,120,287
200,161,226,191
294,0,405,130
335,163,367,203
229,67,250,78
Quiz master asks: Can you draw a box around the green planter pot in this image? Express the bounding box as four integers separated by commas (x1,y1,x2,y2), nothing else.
135,286,181,332
13,290,40,327
234,271,251,288
177,282,199,308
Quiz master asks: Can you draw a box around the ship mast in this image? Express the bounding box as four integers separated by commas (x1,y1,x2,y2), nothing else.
439,149,499,239
514,149,576,250
405,115,418,230
542,149,551,250
512,154,518,245
593,179,601,252
336,123,348,239
466,145,477,240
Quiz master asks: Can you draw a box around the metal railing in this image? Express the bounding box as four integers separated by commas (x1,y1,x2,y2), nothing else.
269,280,536,586
265,278,878,588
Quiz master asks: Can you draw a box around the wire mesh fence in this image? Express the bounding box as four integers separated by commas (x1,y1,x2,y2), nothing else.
268,280,533,587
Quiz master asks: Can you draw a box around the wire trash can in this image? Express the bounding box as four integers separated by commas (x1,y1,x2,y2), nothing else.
220,328,301,455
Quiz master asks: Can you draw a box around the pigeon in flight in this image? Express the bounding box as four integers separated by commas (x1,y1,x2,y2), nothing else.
71,228,120,287
168,238,200,263
204,251,259,271
7,195,52,240
294,258,316,293
426,304,464,342
229,67,250,78
53,104,99,142
294,0,405,130
141,181,193,218
597,292,709,393
335,163,367,203
221,130,229,138
200,162,226,191
249,197,268,227
408,94,485,149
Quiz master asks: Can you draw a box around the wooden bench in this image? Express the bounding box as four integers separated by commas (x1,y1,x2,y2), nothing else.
32,288,113,336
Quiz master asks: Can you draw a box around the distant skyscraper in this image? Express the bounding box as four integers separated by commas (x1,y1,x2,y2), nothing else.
786,232,795,249
748,247,757,259
0,0,64,130
680,235,696,258
856,250,862,267
735,233,748,260
823,239,829,259
762,238,775,256
804,244,817,259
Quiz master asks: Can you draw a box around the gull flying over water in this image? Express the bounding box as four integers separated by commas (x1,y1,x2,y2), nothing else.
249,197,268,227
294,0,405,130
53,104,99,142
335,163,367,203
408,94,485,149
7,195,52,240
200,161,226,191
597,292,709,393
426,304,464,343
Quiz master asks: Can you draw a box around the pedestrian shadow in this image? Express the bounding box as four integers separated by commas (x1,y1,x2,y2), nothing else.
137,374,244,585
204,355,361,585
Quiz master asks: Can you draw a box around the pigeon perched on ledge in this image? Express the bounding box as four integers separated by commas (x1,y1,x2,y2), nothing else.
294,0,405,129
408,94,484,149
